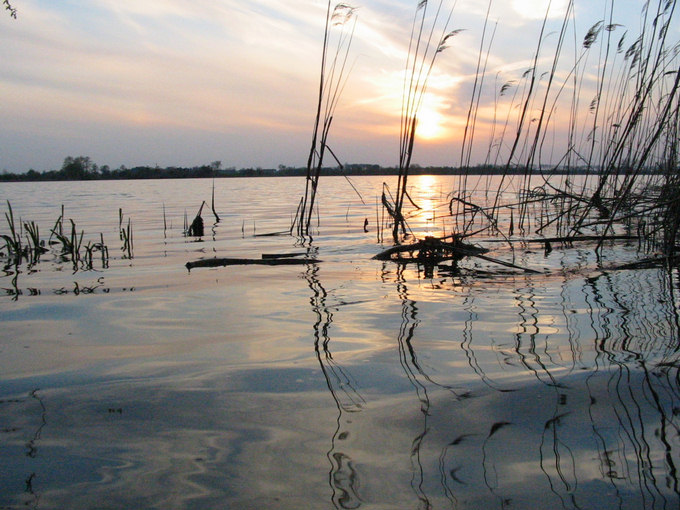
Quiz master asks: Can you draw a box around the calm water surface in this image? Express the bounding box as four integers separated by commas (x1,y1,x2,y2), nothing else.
1,176,679,509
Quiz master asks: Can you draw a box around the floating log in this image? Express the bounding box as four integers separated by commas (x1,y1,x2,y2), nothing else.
254,231,290,237
261,252,308,259
482,234,639,244
186,257,320,270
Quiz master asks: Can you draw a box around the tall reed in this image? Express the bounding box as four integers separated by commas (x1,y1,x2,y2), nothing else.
441,0,680,255
387,0,459,243
295,1,357,237
119,209,134,258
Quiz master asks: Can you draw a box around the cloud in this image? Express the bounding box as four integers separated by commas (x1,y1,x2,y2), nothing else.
0,0,664,171
510,0,571,20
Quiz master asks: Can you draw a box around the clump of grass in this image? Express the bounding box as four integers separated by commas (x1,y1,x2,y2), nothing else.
1,200,23,261
1,201,50,265
50,217,84,266
423,0,680,259
23,220,48,263
23,221,41,251
0,202,110,271
56,215,110,269
82,234,109,270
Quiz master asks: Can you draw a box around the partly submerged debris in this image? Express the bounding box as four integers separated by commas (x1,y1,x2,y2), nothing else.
372,235,487,263
187,202,205,237
373,235,541,274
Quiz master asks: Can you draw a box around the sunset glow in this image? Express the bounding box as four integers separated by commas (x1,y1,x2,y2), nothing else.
415,108,447,141
0,0,661,172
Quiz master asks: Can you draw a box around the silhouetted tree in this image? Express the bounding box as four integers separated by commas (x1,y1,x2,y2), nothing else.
61,156,98,180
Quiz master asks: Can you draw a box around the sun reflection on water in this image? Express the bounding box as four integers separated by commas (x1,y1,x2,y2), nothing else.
405,174,450,238
2,177,680,509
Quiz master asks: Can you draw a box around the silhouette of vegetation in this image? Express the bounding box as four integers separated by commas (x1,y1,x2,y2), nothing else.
3,0,16,18
375,0,680,262
293,1,358,236
1,201,110,273
1,158,633,183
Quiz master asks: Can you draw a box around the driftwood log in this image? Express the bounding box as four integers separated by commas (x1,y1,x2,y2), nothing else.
186,254,320,270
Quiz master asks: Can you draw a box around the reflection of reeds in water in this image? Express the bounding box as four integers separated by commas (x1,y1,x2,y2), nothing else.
535,268,680,505
392,265,486,507
513,281,564,388
375,260,680,507
305,264,364,509
580,269,680,505
395,269,431,508
0,389,47,508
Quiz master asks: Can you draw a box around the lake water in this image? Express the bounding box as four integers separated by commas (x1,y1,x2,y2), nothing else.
1,175,679,509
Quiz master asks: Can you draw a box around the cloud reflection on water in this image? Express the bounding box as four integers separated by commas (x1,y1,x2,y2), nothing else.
3,260,680,509
2,178,680,508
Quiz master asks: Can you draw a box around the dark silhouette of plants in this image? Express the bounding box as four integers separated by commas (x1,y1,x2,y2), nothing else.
3,0,16,18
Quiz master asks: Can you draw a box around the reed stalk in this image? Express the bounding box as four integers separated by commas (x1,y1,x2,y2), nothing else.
436,0,680,257
295,1,357,237
211,179,220,222
387,0,459,243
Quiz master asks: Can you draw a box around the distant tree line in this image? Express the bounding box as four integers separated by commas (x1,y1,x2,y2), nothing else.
1,157,235,182
0,156,642,182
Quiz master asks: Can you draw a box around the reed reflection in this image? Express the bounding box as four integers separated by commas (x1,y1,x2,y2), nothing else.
0,389,46,509
2,263,20,301
394,265,432,509
378,261,680,509
391,263,482,508
305,264,364,509
513,281,563,388
581,269,680,508
458,279,512,394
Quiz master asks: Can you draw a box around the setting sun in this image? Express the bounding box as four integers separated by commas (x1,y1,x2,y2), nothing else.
415,108,447,140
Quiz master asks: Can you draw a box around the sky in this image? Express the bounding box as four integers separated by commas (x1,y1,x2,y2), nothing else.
0,0,669,172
